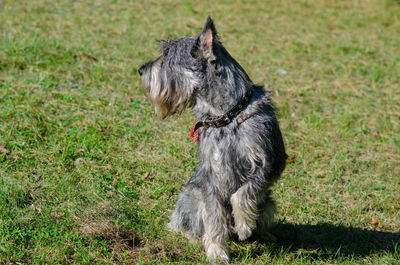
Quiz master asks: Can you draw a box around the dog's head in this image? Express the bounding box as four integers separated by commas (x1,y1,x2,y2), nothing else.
139,16,224,118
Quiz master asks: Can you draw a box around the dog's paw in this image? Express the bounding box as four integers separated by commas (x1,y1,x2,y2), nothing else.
167,222,199,243
234,222,252,241
166,221,179,232
206,243,229,264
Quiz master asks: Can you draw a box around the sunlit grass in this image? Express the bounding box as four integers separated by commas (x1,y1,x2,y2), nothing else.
1,0,399,263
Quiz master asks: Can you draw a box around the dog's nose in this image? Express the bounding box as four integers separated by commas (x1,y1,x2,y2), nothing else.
138,65,145,76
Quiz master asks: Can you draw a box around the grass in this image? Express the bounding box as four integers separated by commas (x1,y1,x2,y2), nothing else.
0,0,399,263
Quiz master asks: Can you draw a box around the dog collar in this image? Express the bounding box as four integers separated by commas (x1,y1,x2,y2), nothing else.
189,89,254,142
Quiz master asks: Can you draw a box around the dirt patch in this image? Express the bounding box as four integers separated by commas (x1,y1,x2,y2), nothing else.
79,220,142,254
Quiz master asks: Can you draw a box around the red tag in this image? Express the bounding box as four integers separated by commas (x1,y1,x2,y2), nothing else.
189,123,200,143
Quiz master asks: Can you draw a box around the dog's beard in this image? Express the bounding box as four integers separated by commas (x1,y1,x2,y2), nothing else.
142,60,194,119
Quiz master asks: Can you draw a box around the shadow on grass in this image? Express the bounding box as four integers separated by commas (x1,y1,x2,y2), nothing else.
262,223,400,259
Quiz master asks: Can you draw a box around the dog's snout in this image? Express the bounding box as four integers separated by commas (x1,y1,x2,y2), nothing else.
138,65,145,76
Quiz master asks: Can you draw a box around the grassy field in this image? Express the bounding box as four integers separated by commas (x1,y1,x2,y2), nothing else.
1,0,400,264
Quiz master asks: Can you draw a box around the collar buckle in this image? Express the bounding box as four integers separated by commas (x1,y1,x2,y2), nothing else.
223,114,231,123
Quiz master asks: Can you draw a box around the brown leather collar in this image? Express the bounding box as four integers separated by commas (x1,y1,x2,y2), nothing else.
192,89,254,133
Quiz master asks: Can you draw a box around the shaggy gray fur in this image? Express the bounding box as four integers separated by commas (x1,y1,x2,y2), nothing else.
139,16,287,263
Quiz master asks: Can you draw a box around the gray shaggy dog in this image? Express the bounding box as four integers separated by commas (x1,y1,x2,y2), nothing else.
139,16,287,263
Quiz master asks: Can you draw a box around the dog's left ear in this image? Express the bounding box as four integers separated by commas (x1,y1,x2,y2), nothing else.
192,16,218,60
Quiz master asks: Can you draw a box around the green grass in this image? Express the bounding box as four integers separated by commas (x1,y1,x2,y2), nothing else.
1,0,399,264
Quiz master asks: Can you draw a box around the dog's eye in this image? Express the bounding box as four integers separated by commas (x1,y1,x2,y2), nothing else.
163,48,169,56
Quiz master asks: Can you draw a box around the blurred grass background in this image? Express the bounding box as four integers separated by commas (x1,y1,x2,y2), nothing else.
0,0,399,263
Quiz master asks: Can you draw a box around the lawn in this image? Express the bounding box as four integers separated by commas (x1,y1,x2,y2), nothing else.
0,0,399,264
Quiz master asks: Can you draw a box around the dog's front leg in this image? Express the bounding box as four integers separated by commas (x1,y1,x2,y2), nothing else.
230,182,259,241
202,192,230,264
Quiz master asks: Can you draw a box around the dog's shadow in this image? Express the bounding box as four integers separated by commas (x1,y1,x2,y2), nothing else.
233,222,400,260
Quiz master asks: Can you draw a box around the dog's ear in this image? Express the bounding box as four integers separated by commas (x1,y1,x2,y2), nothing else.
200,16,217,55
191,16,218,60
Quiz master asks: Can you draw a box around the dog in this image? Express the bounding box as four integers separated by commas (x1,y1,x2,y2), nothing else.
139,16,287,263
